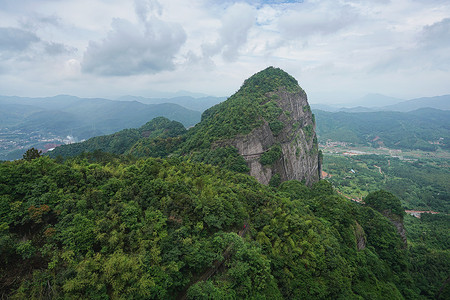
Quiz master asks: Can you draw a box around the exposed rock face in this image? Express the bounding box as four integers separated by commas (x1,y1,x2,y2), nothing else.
354,221,367,251
383,211,407,248
213,86,320,186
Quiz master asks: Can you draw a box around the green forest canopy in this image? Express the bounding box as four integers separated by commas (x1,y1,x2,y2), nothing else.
1,154,448,299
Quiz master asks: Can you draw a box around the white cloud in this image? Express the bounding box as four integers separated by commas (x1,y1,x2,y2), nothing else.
81,1,186,76
200,2,256,62
420,18,450,48
0,0,449,100
277,1,359,38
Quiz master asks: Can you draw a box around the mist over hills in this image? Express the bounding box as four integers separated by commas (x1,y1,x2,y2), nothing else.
118,95,226,112
351,93,405,107
0,95,200,131
312,94,450,112
383,94,450,112
0,95,201,160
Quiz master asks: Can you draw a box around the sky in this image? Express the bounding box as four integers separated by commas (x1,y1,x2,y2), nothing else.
0,0,449,104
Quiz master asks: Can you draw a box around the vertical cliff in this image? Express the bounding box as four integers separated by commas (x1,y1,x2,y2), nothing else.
185,67,320,186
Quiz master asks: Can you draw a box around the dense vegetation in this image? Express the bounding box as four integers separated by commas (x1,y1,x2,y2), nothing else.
322,153,450,298
2,154,438,299
48,117,187,159
46,67,315,178
182,67,304,152
322,154,450,213
314,108,450,151
405,214,450,298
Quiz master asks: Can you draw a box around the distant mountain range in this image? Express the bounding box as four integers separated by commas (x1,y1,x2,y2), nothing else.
1,91,449,160
0,95,201,136
0,95,202,160
312,94,450,112
118,95,226,112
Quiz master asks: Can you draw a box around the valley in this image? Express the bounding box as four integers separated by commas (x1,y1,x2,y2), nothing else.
320,144,449,213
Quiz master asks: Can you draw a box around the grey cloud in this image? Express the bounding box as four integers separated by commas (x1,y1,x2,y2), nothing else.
421,18,450,48
0,27,40,52
418,18,450,70
135,0,162,22
204,0,303,5
0,26,75,56
202,3,256,62
82,17,186,76
370,18,450,73
19,15,63,31
278,2,358,38
44,42,76,55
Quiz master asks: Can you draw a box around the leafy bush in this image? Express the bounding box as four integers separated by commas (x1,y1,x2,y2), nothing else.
269,174,281,187
269,120,285,136
365,190,404,217
260,144,282,166
191,146,250,173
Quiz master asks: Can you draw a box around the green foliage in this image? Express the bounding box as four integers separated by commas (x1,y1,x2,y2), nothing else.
365,190,405,217
0,154,426,299
183,67,305,152
22,148,41,161
303,124,314,139
48,117,187,159
239,66,303,95
15,240,35,259
191,146,250,173
128,136,184,158
187,281,232,299
404,214,450,298
269,120,285,136
322,154,450,213
260,144,282,166
269,174,281,187
261,101,283,123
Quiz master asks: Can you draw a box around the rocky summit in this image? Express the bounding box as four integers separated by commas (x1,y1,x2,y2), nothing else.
187,67,320,186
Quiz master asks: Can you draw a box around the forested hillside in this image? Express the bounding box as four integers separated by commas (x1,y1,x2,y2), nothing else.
48,117,187,159
314,108,450,151
48,67,320,186
2,155,440,299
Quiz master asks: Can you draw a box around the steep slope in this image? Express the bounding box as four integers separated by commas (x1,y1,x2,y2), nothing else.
184,67,320,185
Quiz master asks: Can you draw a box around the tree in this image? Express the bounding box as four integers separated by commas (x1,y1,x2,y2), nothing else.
365,190,404,217
22,148,42,161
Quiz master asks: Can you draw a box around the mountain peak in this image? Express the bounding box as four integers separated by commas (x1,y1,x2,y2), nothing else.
239,66,303,95
186,67,320,186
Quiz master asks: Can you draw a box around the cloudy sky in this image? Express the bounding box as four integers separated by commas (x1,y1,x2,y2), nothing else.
0,0,449,103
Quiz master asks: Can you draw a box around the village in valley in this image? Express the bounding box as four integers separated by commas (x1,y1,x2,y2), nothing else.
319,140,449,218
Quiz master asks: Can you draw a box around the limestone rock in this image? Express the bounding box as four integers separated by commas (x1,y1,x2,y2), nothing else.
208,67,320,186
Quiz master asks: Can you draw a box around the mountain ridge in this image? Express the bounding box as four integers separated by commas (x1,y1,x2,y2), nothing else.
48,67,321,186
